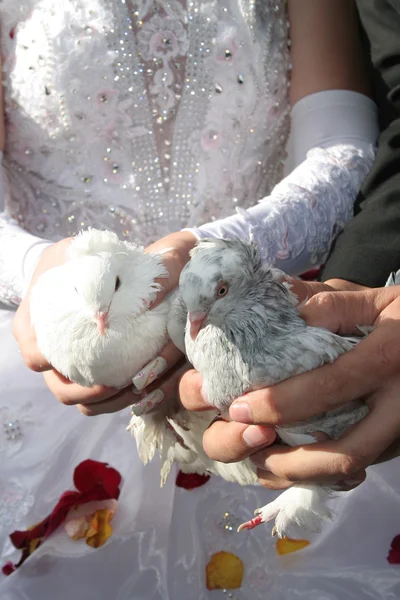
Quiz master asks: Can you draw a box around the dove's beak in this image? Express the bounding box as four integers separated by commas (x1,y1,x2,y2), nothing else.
189,311,208,340
95,311,109,336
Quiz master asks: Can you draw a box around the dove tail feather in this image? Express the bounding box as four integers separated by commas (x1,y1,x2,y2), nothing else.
128,414,159,465
129,409,259,487
129,413,198,486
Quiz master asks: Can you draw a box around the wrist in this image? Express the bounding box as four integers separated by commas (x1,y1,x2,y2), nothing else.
147,230,197,268
26,238,72,293
145,231,198,293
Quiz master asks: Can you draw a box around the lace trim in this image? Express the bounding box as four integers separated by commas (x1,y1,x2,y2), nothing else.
0,215,24,306
196,144,375,275
0,479,35,559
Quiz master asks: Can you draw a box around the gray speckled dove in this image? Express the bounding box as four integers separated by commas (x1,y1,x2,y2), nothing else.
174,238,370,537
29,229,252,488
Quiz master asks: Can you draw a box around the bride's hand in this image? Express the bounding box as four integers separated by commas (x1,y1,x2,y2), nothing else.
13,230,197,416
13,237,72,371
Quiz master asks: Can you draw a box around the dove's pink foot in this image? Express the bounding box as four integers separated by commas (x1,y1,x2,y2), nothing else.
237,514,263,532
237,504,280,533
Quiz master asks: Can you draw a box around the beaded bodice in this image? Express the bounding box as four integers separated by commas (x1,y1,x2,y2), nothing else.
0,0,290,245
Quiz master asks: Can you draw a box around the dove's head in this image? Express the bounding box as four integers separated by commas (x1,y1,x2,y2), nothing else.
180,238,291,340
67,240,167,337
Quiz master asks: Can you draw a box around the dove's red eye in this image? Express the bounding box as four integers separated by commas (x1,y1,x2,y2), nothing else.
115,276,121,291
216,281,229,298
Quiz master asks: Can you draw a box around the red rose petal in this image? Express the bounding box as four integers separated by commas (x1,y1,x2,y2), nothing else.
299,268,321,281
2,562,16,576
387,535,400,564
3,460,122,575
73,460,121,499
175,471,210,490
390,535,400,552
387,549,400,564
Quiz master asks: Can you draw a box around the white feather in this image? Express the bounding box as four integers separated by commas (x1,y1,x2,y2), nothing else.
254,485,334,537
31,229,247,488
30,229,170,388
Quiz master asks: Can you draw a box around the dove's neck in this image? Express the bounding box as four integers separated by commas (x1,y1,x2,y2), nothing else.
222,294,304,341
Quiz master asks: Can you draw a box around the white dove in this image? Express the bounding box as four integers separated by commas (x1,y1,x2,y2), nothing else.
30,229,170,388
174,238,370,538
30,229,249,484
29,229,373,538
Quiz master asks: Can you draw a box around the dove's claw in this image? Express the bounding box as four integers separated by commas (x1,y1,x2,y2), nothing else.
237,514,263,532
271,526,278,537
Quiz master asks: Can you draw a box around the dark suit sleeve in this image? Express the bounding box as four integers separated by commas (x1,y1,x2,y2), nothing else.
321,0,400,287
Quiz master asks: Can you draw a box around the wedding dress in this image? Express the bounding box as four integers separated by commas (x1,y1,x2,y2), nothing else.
0,2,399,599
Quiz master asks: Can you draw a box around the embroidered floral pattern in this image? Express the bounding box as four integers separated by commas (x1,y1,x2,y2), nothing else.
0,402,35,457
0,0,291,303
0,480,34,534
137,15,188,61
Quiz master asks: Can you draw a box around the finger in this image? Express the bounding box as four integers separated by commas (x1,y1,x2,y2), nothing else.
229,322,400,426
257,466,366,491
250,394,400,482
132,340,183,391
285,278,334,304
149,276,174,309
79,365,195,416
256,468,294,490
179,369,214,411
331,471,367,491
255,431,330,490
145,232,196,309
131,360,191,416
321,279,368,293
13,297,51,372
78,389,134,416
43,370,118,406
300,287,400,334
373,436,400,464
251,445,367,486
146,251,185,309
203,420,276,463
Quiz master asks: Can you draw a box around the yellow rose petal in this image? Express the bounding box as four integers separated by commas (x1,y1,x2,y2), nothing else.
276,537,310,556
206,551,244,590
85,509,114,549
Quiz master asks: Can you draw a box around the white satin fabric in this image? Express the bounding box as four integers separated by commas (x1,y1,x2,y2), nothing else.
1,307,400,599
0,0,399,597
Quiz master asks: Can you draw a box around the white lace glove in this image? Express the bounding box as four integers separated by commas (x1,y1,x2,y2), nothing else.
187,90,378,275
0,153,52,307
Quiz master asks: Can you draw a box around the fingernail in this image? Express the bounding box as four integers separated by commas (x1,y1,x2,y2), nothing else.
343,478,364,486
230,401,252,423
207,415,224,429
132,357,167,391
242,425,271,448
131,389,164,416
148,291,159,310
250,454,271,471
115,384,128,391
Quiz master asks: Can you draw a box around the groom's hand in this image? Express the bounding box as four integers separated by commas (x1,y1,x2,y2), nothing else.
180,279,400,489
